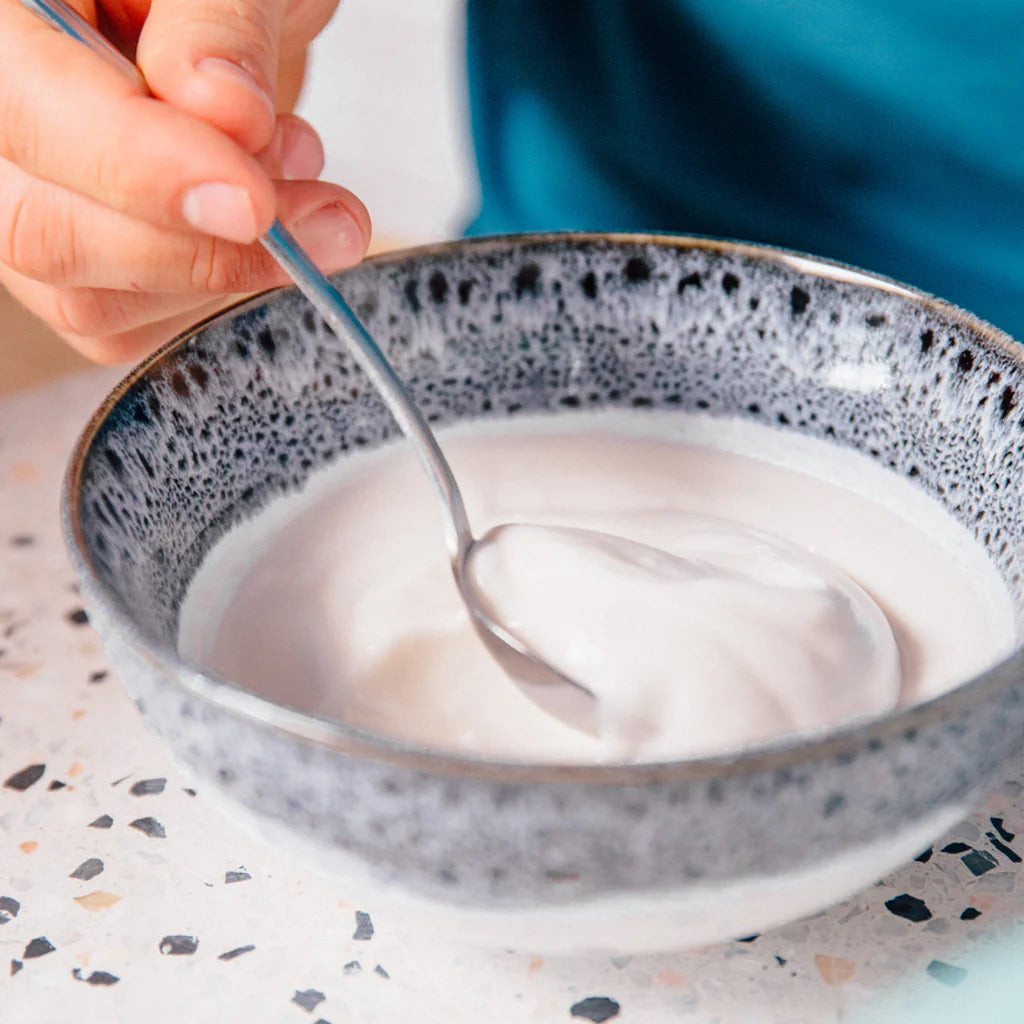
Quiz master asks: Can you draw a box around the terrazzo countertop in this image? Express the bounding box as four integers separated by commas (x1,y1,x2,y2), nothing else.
4,369,1024,1024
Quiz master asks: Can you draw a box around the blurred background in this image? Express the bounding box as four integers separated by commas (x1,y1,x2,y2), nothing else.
0,0,476,396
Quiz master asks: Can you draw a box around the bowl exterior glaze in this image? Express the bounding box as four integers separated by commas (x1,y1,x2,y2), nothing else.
65,234,1024,951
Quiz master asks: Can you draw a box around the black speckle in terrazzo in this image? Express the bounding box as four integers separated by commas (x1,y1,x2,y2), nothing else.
914,847,934,863
225,868,251,884
0,896,20,924
774,955,787,967
88,670,109,684
343,960,361,974
218,944,255,961
926,960,967,987
960,907,982,920
884,893,932,922
941,842,972,854
69,857,104,881
159,935,198,955
4,763,45,791
352,911,373,940
9,534,35,547
570,996,621,1022
66,607,89,626
130,777,166,796
24,937,55,959
88,814,113,829
130,816,166,838
72,968,119,986
721,272,740,294
991,817,1016,842
374,964,390,979
292,989,326,1013
110,773,132,787
47,780,66,791
985,832,1021,862
736,934,759,943
962,849,999,876
183,788,197,796
11,959,23,975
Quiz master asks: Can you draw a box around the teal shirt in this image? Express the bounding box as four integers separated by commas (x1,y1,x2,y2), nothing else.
466,1,1024,337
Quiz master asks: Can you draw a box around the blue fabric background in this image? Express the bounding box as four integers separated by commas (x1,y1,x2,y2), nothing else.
466,1,1024,337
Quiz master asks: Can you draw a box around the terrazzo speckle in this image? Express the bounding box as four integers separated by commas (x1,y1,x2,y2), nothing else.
5,368,1024,1022
128,816,166,839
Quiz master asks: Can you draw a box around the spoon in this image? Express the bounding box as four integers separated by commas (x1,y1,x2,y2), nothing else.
24,0,600,731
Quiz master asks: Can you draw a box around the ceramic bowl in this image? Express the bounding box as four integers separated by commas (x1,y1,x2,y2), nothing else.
63,233,1024,953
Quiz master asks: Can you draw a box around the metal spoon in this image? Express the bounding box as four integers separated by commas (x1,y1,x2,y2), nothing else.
24,0,600,731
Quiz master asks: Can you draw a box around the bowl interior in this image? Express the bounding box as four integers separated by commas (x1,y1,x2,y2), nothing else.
69,234,1024,713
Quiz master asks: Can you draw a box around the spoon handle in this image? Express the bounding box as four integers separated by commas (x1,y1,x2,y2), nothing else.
21,0,474,562
260,222,473,558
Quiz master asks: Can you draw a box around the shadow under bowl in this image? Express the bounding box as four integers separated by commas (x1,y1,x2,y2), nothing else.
63,233,1024,953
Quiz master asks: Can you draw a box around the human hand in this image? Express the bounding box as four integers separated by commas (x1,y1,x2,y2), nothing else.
0,0,370,363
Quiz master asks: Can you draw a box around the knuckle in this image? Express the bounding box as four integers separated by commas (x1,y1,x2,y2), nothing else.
0,176,79,283
187,237,219,291
187,236,259,293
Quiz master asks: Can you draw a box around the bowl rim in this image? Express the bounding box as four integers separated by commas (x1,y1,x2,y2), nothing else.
62,230,1024,785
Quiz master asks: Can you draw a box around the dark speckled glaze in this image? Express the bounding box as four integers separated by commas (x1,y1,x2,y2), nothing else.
63,234,1024,951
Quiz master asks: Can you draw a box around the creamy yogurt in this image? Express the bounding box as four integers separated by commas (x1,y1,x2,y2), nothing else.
178,412,1015,764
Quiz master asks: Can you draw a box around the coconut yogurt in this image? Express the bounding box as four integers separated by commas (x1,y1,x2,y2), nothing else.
178,412,1015,764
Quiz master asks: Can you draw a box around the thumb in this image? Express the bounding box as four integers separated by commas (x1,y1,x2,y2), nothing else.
136,0,287,154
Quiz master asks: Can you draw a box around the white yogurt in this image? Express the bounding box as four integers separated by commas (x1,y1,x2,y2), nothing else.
467,518,901,760
178,412,1015,764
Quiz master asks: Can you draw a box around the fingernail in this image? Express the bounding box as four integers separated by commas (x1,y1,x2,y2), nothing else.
280,121,325,181
182,183,259,243
292,205,364,266
196,56,275,117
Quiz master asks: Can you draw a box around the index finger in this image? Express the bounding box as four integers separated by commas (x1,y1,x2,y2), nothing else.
0,0,277,242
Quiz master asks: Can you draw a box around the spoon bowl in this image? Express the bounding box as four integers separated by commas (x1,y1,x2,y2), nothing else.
459,528,601,734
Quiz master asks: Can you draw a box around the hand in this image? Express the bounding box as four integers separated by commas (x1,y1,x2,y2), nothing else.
0,0,371,363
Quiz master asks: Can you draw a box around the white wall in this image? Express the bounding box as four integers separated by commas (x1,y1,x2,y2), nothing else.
297,0,480,246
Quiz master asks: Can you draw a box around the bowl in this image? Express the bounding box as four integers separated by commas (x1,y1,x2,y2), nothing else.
63,233,1024,954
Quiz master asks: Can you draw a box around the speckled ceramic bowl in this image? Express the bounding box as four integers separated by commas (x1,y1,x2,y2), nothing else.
64,233,1024,954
